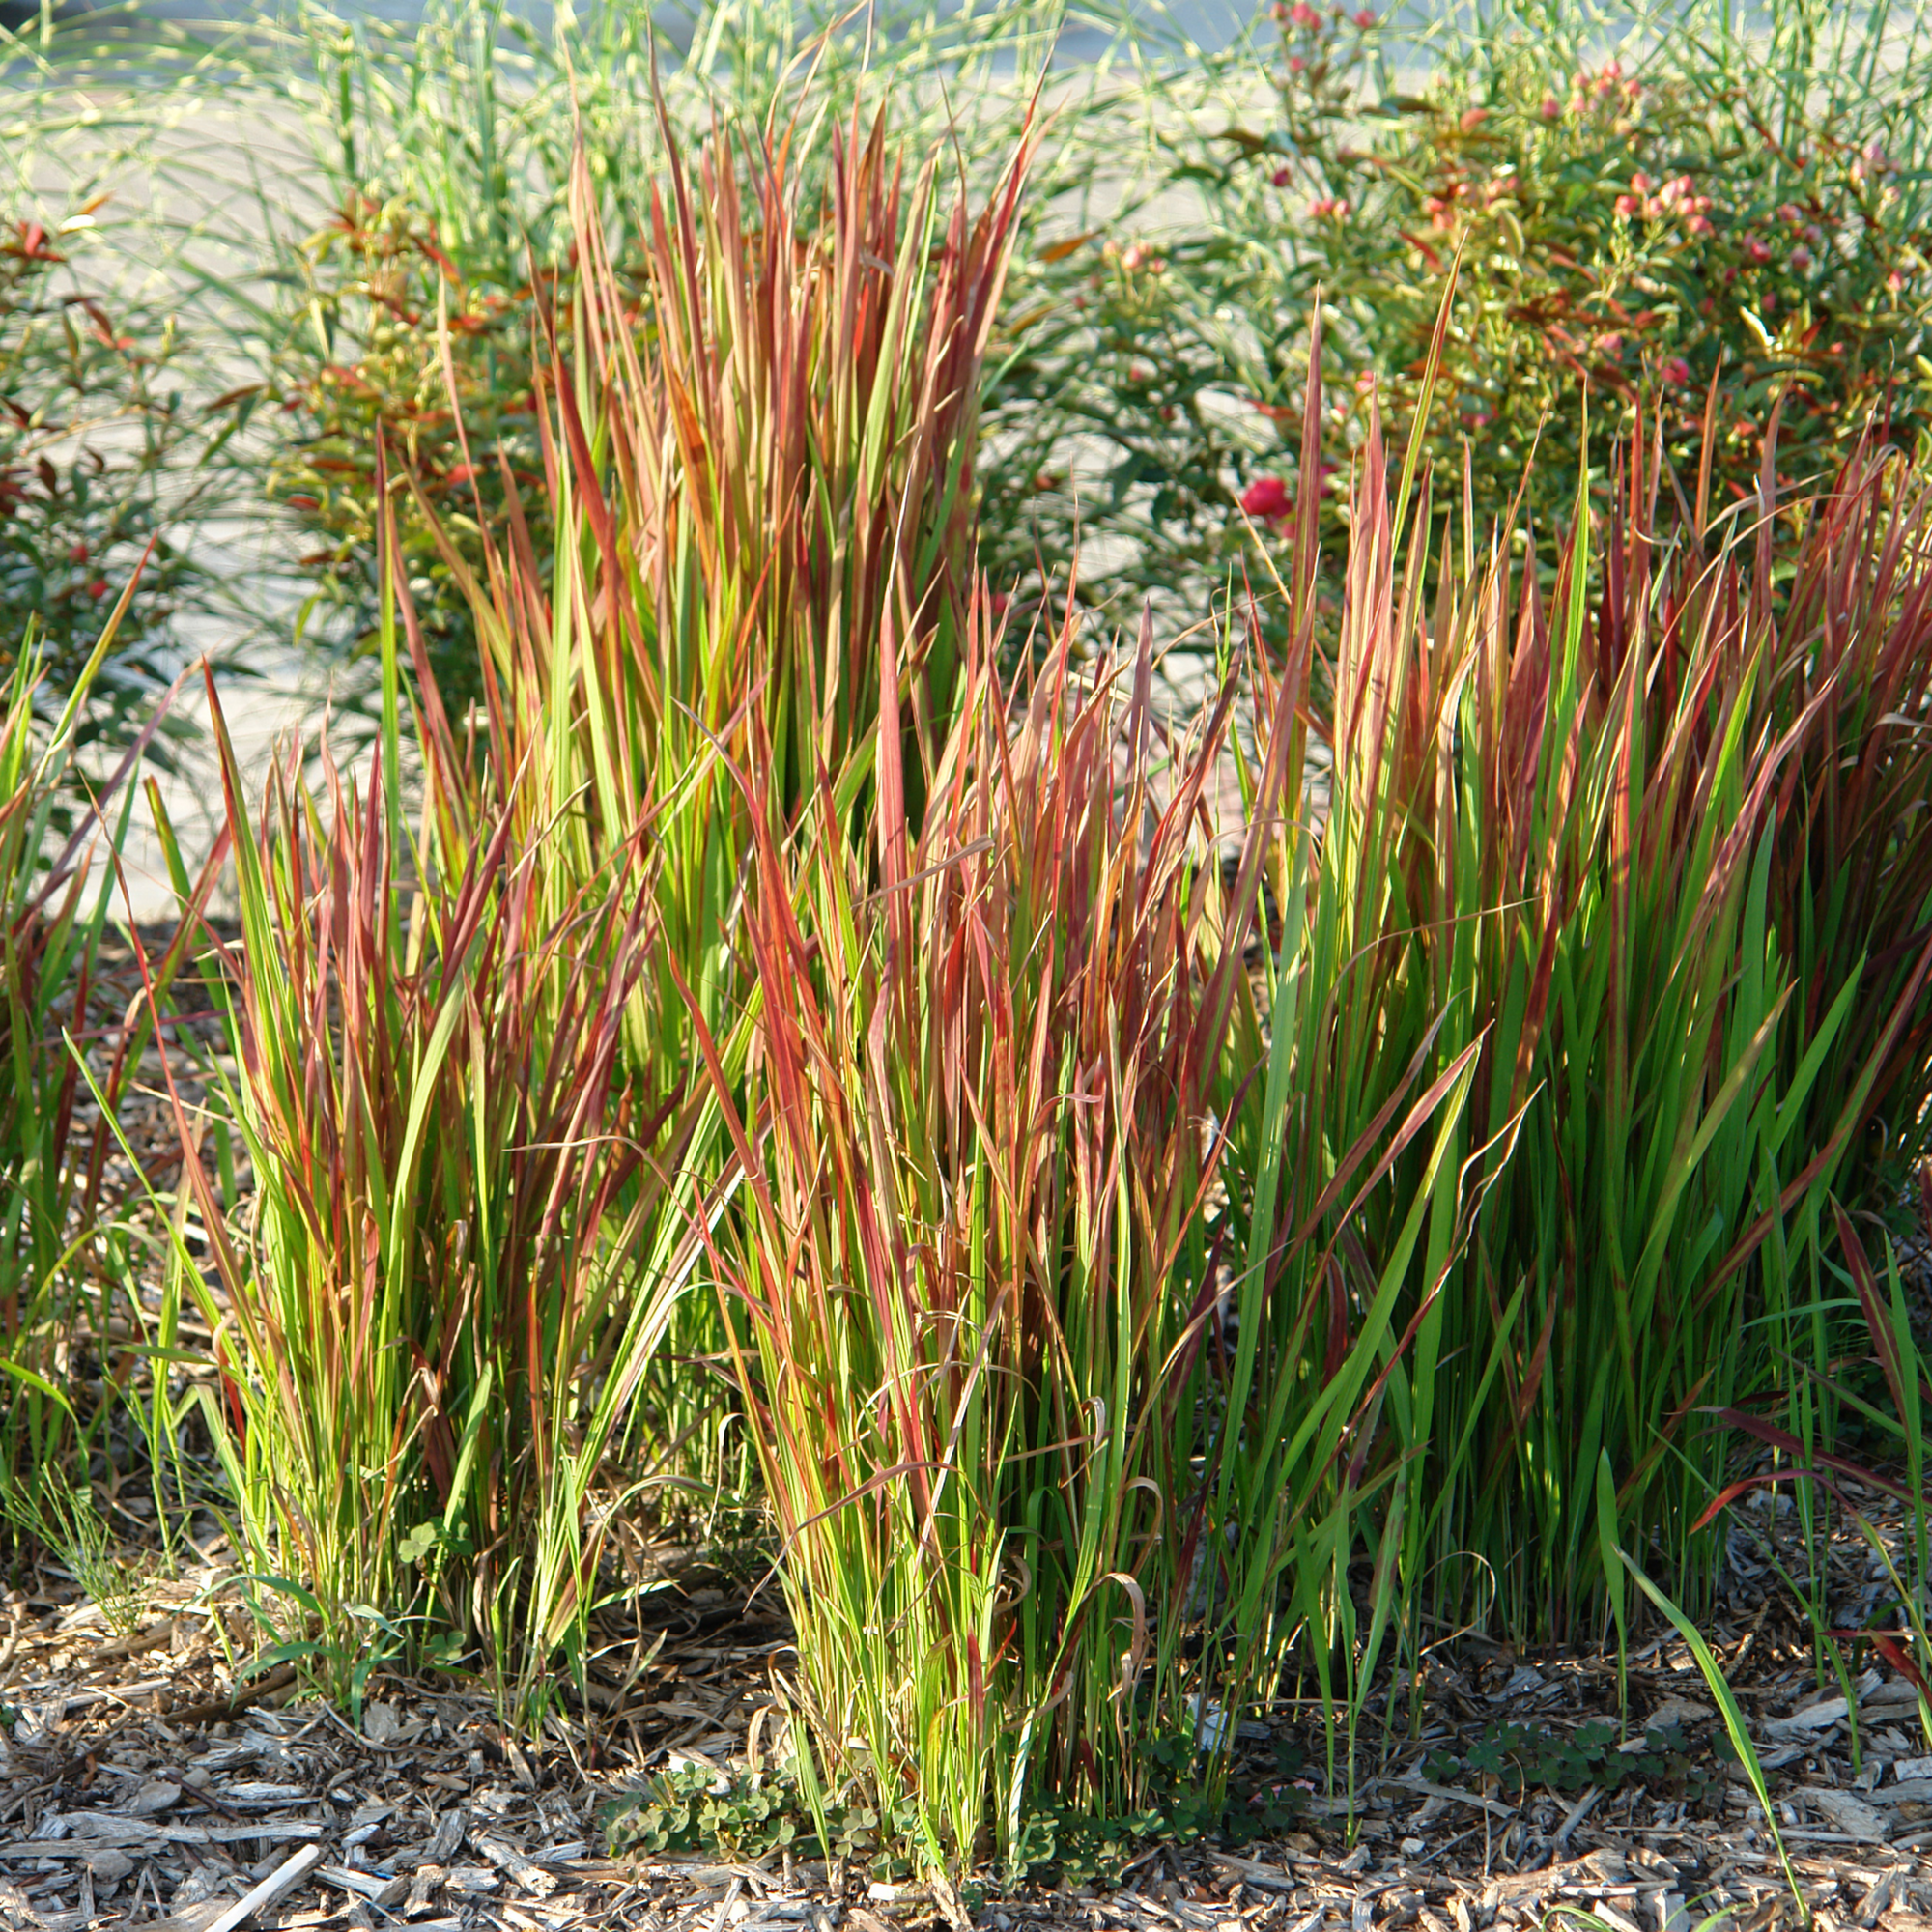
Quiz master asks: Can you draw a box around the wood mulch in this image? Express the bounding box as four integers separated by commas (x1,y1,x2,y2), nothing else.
5,1535,1932,1932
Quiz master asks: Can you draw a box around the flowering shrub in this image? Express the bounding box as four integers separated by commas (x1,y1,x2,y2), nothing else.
0,209,208,750
983,5,1932,625
1264,19,1932,534
249,196,556,709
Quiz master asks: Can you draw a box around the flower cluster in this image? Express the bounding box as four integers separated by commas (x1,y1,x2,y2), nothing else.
1613,172,1713,235
1269,1,1377,27
1563,58,1641,122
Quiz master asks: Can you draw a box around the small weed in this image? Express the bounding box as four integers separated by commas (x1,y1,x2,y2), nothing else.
604,1735,1309,1884
1423,1719,1724,1804
603,1760,852,1865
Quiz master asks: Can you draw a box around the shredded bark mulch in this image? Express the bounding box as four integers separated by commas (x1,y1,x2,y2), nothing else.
5,1545,1932,1932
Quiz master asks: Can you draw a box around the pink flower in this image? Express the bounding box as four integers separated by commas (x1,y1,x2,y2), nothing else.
1629,172,1652,195
1888,269,1907,293
1307,196,1350,219
1288,53,1304,71
1353,8,1377,23
1745,235,1772,265
1776,202,1804,226
1614,193,1641,217
1289,1,1321,25
1661,355,1691,386
1688,213,1714,237
1789,246,1812,273
1595,332,1623,359
1122,243,1163,274
1240,475,1294,526
1540,95,1561,120
69,541,88,563
86,579,107,600
1272,166,1293,187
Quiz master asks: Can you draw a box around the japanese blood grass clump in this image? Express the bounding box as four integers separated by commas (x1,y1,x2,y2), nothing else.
440,107,1031,857
1703,1188,1932,1732
412,109,1032,1483
1306,399,1932,1649
681,443,1483,1875
146,574,724,1721
0,592,188,1534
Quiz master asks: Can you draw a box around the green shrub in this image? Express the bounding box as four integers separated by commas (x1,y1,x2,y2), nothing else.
262,195,550,713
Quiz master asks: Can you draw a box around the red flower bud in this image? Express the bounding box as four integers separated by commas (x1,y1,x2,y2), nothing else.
1239,475,1294,527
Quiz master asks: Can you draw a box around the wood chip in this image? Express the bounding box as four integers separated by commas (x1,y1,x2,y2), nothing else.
202,1842,323,1932
318,1863,411,1907
1806,1787,1889,1843
1390,1776,1515,1821
478,1834,556,1895
1767,1697,1849,1739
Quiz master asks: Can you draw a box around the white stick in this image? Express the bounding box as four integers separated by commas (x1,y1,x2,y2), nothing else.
202,1841,324,1932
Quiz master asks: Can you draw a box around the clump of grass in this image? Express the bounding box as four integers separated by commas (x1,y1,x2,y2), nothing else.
1290,384,1932,1646
400,101,1036,1492
687,368,1481,1859
145,541,706,1717
0,588,175,1534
